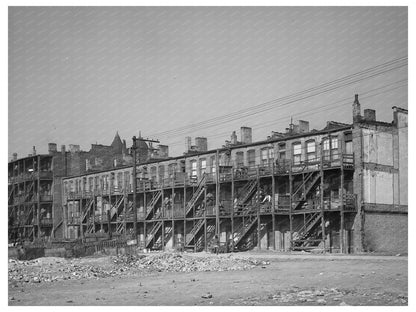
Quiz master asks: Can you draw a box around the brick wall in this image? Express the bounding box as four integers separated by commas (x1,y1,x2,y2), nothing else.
363,212,407,253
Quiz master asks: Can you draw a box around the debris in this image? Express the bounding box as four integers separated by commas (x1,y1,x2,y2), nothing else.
339,301,349,306
202,293,213,299
9,254,264,285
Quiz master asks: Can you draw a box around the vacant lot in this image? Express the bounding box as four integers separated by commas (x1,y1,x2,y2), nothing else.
8,252,408,306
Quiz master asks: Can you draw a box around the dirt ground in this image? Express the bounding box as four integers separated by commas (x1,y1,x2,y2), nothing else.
8,252,408,306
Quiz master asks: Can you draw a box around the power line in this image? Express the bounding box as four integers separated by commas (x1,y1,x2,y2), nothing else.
159,80,408,149
148,56,407,138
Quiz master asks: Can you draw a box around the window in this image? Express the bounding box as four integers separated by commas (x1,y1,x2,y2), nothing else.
247,150,256,167
331,137,339,160
323,138,330,161
210,156,216,174
236,152,244,167
168,163,177,179
306,140,316,162
200,159,207,175
82,177,87,192
158,165,165,181
103,175,109,190
150,166,157,182
344,132,353,155
261,147,274,165
69,181,74,192
261,148,268,166
124,171,130,189
292,142,302,165
278,143,286,160
117,172,123,189
94,176,99,191
88,177,94,192
191,160,197,177
268,147,274,161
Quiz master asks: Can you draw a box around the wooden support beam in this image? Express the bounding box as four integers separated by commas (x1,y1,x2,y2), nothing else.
320,140,326,253
272,165,276,251
231,166,235,252
340,153,345,253
257,167,261,250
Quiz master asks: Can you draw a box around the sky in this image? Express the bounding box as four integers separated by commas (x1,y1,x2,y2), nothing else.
8,6,408,160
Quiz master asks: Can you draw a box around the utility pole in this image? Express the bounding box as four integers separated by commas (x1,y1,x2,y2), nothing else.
131,134,160,243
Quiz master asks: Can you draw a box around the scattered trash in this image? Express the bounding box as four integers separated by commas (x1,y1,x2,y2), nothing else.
8,254,266,285
202,293,213,299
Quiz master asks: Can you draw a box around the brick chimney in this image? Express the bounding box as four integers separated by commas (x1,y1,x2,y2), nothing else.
230,131,238,145
353,94,361,123
48,143,57,154
298,120,309,133
241,127,252,144
185,137,192,152
12,153,17,161
364,109,376,122
195,137,208,152
32,146,36,156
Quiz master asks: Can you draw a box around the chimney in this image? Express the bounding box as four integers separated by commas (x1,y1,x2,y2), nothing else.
12,153,17,161
298,120,309,133
241,127,252,144
32,146,36,156
353,94,361,123
69,144,80,153
195,137,208,152
61,145,66,154
185,136,192,152
48,143,57,154
158,145,169,158
292,124,300,134
230,131,237,145
364,109,376,122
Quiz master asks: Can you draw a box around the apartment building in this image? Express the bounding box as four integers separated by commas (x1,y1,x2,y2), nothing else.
57,96,408,253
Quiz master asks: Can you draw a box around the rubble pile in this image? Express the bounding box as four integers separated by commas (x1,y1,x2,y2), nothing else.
265,287,409,305
112,253,267,273
9,253,269,285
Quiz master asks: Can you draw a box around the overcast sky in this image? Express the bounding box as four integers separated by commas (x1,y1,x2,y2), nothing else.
8,6,407,159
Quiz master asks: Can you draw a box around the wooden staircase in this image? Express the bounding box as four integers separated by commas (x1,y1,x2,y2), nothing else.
146,190,162,219
292,172,321,210
110,196,124,221
81,197,94,224
185,219,205,247
145,221,163,248
153,225,173,250
233,215,258,248
235,179,258,207
185,174,206,216
291,212,322,250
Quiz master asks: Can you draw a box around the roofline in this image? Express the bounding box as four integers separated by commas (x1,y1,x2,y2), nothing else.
62,124,352,180
8,154,52,165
